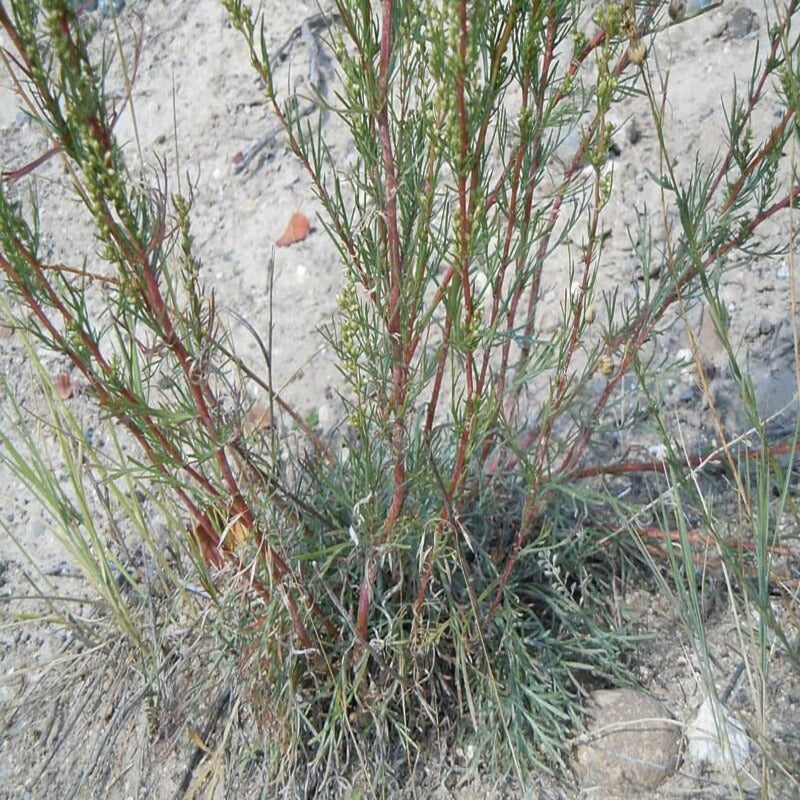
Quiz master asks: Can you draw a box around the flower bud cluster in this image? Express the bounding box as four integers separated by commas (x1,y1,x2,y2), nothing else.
336,278,370,427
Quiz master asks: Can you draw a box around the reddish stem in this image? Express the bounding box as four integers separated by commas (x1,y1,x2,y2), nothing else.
709,0,797,199
355,0,411,642
572,439,800,481
635,527,793,558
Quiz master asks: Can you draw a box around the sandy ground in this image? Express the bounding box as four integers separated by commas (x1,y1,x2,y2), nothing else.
0,0,799,797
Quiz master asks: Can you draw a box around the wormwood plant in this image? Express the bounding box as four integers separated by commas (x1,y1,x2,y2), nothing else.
1,0,799,794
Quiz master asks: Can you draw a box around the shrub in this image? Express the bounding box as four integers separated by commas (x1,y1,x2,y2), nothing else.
1,0,798,794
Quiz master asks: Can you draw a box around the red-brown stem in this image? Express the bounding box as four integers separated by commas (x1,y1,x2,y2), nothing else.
484,24,607,214
137,251,245,495
5,248,218,502
7,246,215,487
531,173,604,436
355,552,377,643
474,3,537,402
498,173,541,421
0,4,27,58
605,182,800,360
572,439,800,481
139,257,326,640
102,193,253,548
377,0,408,543
553,180,800,511
0,7,78,157
496,7,567,420
408,7,516,437
634,527,793,558
478,82,530,403
4,214,323,647
709,0,797,199
377,0,403,338
406,124,445,367
0,255,227,551
442,0,477,492
636,543,789,579
718,107,793,217
480,0,663,216
1,145,62,183
502,15,639,422
485,493,546,622
355,0,411,642
421,0,486,593
424,312,454,438
427,6,522,443
485,0,773,616
412,547,436,621
2,5,334,647
421,4,571,612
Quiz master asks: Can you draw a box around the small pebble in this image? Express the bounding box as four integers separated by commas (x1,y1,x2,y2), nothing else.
678,383,699,403
725,6,759,39
627,117,642,145
648,443,668,460
669,0,715,21
98,0,126,16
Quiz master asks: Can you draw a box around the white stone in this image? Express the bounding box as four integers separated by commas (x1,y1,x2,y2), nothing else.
317,402,333,431
647,444,668,460
473,270,488,296
686,696,750,771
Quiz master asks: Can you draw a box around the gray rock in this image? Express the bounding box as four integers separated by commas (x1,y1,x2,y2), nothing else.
574,689,682,797
669,0,716,21
98,0,126,16
678,382,699,403
726,6,760,39
71,0,125,15
753,365,799,437
758,317,775,337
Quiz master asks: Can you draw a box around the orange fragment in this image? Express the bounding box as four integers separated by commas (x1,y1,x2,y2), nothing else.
225,518,250,550
276,211,311,247
54,371,77,399
244,404,273,434
192,502,252,566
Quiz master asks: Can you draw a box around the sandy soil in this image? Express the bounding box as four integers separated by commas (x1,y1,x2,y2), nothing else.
0,1,798,798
